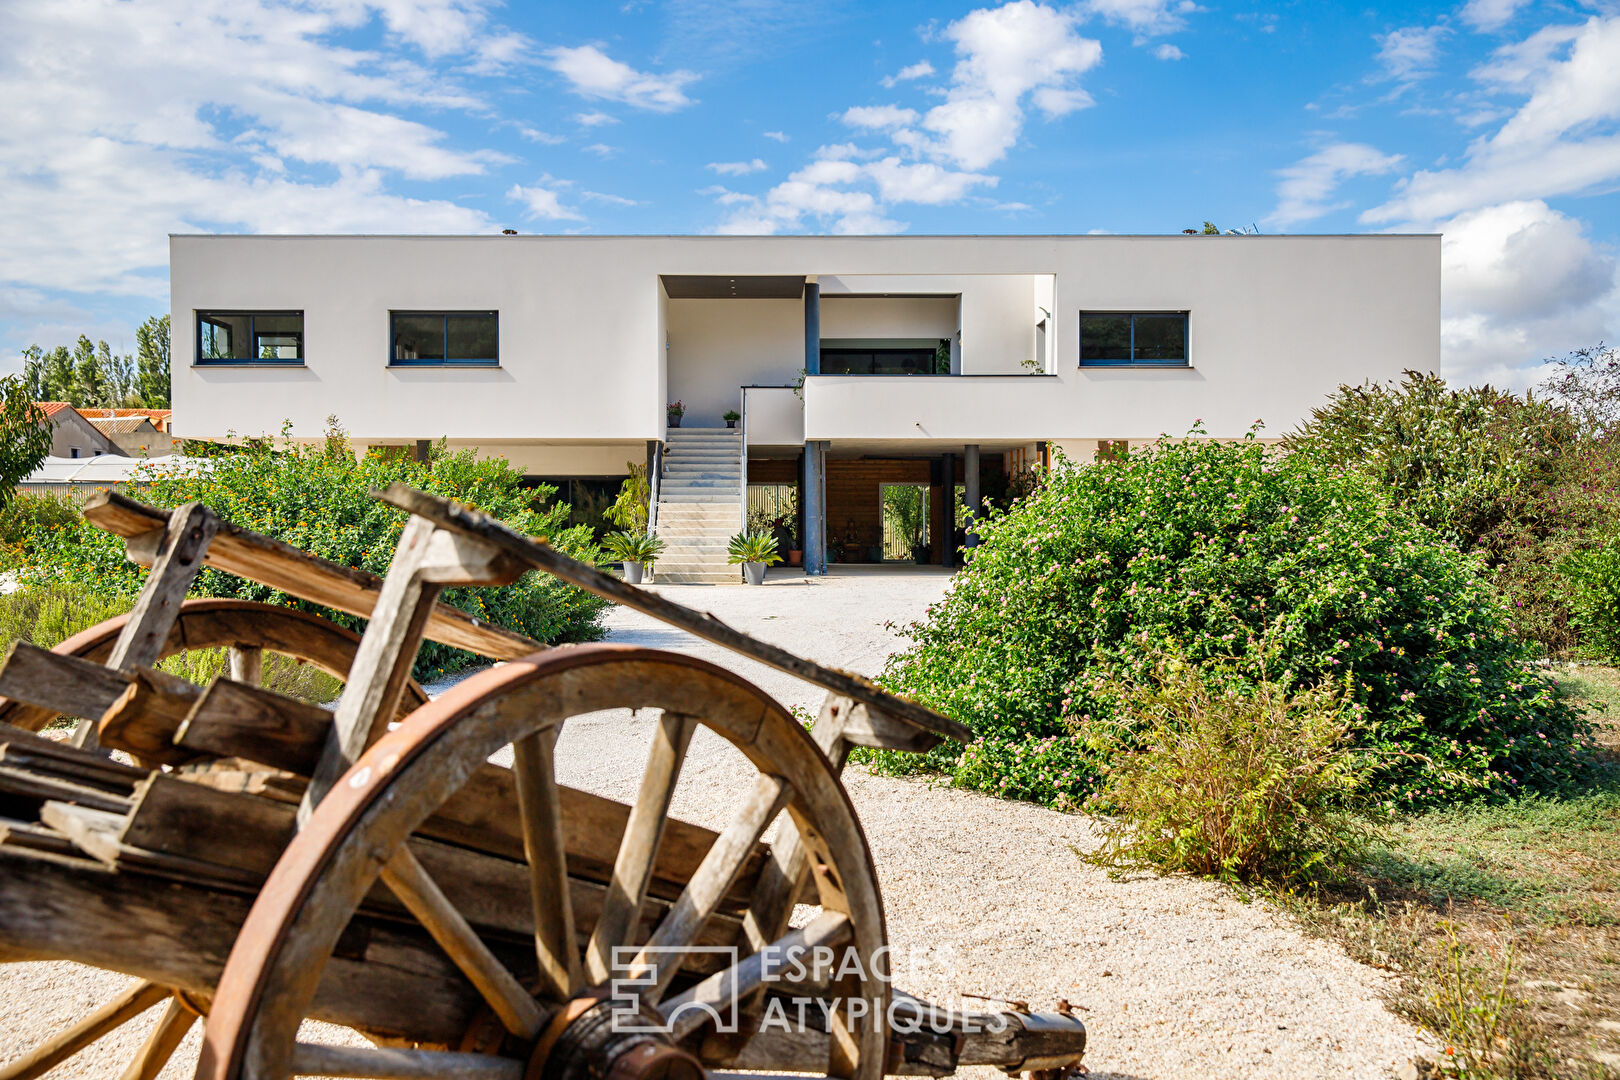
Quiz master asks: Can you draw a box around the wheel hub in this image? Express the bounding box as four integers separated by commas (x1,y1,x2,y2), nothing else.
527,997,706,1080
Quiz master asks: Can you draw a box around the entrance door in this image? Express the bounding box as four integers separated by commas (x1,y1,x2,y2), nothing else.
880,483,931,562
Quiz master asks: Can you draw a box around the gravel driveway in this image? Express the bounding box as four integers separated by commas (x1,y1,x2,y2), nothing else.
0,566,1430,1078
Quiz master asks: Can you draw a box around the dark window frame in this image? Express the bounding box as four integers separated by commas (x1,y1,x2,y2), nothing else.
389,310,500,366
195,310,305,365
1078,311,1189,368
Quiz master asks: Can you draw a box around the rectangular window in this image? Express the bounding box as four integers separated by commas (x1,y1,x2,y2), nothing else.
391,311,498,365
820,338,950,375
1079,312,1188,367
196,311,304,364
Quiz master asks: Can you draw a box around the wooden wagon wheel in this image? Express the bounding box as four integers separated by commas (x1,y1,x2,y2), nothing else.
0,599,429,1080
0,598,429,732
198,645,890,1080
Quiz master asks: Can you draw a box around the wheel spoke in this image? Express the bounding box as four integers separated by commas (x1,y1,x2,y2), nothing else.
584,710,697,984
118,994,197,1080
289,1042,523,1079
659,911,851,1040
628,772,791,1001
379,847,546,1040
0,979,168,1080
513,725,581,1000
228,645,262,686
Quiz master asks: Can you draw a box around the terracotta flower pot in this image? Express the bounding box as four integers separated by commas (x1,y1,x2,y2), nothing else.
788,550,803,566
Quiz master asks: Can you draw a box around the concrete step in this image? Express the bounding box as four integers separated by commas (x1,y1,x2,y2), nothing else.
664,462,741,473
652,572,740,585
659,493,740,503
656,509,741,521
666,427,736,436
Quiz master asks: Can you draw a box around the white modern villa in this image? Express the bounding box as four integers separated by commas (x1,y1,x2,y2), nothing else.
170,234,1439,581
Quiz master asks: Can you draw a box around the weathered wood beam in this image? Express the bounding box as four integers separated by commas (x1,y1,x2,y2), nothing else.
0,846,491,1044
81,491,542,661
376,483,975,747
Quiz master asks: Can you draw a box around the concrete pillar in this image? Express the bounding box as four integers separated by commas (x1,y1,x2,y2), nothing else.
415,439,432,464
804,440,827,575
804,280,821,376
964,444,981,550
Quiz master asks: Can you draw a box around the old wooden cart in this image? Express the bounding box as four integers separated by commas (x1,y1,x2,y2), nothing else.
0,485,1087,1080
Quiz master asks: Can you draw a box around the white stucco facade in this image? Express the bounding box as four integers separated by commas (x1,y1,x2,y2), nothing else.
169,233,1438,471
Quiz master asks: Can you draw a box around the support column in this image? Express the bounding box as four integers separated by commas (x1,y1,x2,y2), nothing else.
804,440,827,575
804,279,821,376
964,444,982,550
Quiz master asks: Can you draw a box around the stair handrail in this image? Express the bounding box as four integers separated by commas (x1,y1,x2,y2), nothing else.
738,388,749,535
647,439,662,533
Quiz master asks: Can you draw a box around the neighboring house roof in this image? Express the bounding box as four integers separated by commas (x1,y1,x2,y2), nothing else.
80,408,173,432
36,401,75,417
24,454,209,485
85,415,157,435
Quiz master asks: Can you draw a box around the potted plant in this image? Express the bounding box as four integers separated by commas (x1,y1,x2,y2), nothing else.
723,409,740,429
602,530,665,585
727,530,781,586
667,400,684,429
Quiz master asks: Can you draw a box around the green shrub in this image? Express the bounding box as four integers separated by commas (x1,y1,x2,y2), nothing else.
602,530,665,568
727,531,781,565
1285,369,1620,656
876,429,1592,808
1081,655,1381,883
0,583,341,705
1562,538,1620,660
7,421,611,681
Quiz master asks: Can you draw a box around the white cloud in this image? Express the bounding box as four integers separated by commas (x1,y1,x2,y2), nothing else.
881,60,935,88
0,0,516,298
543,44,697,111
1437,200,1618,387
763,130,790,142
575,111,619,127
865,158,996,204
707,158,769,175
507,180,584,221
520,127,565,144
708,2,1086,234
1154,43,1185,60
1081,0,1197,37
1266,143,1404,226
841,105,921,130
1374,24,1449,82
912,1,1103,170
1461,0,1531,33
582,190,639,206
1364,15,1620,224
583,143,618,158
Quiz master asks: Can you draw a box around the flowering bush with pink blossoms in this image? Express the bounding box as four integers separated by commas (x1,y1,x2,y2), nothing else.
875,428,1594,808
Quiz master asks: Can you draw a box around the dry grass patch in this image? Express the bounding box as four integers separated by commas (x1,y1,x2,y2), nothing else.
1280,665,1620,1079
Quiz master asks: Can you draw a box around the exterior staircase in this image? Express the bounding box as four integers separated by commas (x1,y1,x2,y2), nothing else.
653,427,742,584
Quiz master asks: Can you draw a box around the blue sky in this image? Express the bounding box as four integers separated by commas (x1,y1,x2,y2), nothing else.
1,0,1616,389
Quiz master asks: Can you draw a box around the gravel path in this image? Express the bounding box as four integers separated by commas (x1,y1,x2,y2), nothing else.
0,566,1431,1078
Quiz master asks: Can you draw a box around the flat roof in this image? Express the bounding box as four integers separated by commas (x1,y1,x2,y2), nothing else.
171,232,1440,240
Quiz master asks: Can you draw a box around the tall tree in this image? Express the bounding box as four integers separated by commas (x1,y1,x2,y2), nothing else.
0,376,52,504
71,335,110,407
136,314,170,408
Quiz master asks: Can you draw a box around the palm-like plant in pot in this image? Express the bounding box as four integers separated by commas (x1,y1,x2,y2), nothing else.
602,530,665,585
727,530,781,585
